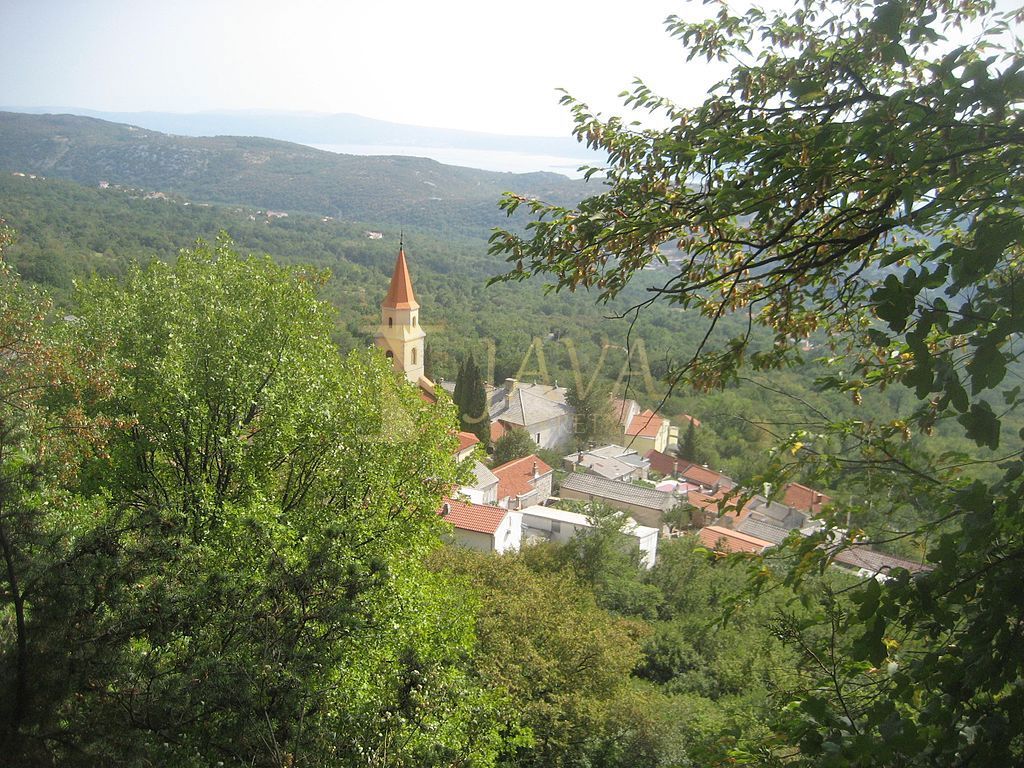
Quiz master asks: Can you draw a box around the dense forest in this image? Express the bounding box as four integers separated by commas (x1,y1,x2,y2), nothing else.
2,170,1014,498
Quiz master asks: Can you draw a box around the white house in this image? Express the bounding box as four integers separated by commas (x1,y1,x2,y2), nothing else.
440,498,522,554
488,379,574,450
518,504,659,568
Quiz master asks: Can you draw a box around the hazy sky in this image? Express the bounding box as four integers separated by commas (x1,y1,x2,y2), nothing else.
0,0,730,136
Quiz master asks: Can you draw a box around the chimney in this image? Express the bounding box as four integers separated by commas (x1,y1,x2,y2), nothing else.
504,378,518,407
532,461,539,480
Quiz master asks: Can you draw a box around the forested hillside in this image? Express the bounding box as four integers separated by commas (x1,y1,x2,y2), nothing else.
0,111,585,233
3,170,1013,508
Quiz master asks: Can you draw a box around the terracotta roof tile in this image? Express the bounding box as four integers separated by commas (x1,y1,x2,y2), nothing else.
456,431,480,454
625,409,664,438
698,525,772,554
492,454,552,501
782,482,832,515
646,449,682,476
679,463,735,490
382,248,419,310
440,497,508,535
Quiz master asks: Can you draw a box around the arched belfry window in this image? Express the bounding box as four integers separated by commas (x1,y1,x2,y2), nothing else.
411,348,417,364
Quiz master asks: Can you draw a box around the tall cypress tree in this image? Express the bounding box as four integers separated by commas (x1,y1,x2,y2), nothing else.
454,355,489,444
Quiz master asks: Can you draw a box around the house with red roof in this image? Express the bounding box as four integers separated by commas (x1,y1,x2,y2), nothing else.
454,431,480,463
782,482,832,516
439,498,522,554
698,525,772,555
492,454,554,510
624,409,678,454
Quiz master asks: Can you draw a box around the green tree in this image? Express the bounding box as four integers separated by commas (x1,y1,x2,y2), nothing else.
565,380,618,449
427,547,651,768
491,428,537,467
454,354,491,444
491,0,1024,764
677,420,698,464
3,237,504,766
553,501,664,619
0,228,118,760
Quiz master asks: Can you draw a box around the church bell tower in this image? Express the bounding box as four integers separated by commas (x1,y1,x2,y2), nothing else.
374,243,426,385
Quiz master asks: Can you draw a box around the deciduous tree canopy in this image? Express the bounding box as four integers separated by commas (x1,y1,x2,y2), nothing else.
492,0,1024,763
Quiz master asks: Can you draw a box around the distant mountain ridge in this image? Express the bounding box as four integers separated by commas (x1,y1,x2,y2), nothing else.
2,107,599,160
0,111,590,233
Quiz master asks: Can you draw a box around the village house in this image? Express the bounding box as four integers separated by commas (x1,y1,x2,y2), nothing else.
562,444,649,482
623,408,678,454
454,431,480,462
558,471,677,529
492,454,554,509
487,379,574,450
462,461,500,505
782,482,833,516
519,504,659,568
439,498,521,554
697,525,773,555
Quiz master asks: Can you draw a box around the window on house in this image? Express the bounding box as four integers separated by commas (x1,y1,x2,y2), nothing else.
411,348,417,364
536,433,541,443
388,317,393,327
385,351,394,359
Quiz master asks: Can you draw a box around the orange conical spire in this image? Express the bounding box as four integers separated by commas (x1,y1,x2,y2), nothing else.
382,245,418,310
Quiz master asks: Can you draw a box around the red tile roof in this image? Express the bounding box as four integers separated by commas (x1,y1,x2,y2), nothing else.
382,248,419,310
698,525,772,554
679,463,733,489
685,489,740,514
626,409,665,438
440,498,508,535
456,431,480,454
490,420,508,441
492,454,552,501
782,483,832,515
646,449,682,476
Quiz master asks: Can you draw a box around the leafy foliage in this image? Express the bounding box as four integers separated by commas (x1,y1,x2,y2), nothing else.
454,354,491,444
491,429,538,467
0,238,505,766
490,0,1024,764
565,379,618,450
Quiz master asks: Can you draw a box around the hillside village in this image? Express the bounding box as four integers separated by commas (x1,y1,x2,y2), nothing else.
375,245,928,579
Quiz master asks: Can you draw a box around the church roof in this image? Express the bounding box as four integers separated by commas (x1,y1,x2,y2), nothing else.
382,248,419,310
